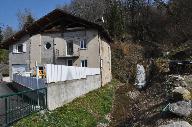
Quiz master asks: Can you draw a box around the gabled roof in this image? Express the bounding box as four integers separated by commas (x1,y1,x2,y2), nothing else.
2,9,111,48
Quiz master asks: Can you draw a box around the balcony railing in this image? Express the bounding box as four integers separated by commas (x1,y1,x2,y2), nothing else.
56,49,80,58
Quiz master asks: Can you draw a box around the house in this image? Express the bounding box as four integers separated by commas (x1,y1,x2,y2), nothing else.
2,9,112,86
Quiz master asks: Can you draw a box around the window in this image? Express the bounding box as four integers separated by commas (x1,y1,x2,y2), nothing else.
81,60,87,67
67,41,73,55
67,59,73,66
80,40,87,49
13,44,26,53
17,44,23,52
45,42,51,49
100,59,103,68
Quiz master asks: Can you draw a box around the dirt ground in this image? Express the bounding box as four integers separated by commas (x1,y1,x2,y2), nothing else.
110,74,182,127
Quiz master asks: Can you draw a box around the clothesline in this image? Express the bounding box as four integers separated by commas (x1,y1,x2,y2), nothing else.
46,64,100,83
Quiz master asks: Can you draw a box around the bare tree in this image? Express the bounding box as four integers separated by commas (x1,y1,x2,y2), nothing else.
166,0,192,45
105,0,125,39
0,27,2,43
2,26,15,41
17,8,35,30
59,0,108,23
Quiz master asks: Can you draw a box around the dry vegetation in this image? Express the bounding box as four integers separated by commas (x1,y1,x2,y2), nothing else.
111,42,145,84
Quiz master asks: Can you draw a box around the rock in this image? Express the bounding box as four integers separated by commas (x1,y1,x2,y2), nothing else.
172,87,191,101
39,110,47,116
168,75,189,87
177,76,185,81
173,80,188,87
134,64,146,89
168,101,192,117
169,75,184,81
159,121,192,127
155,59,170,73
175,75,185,81
97,123,108,127
180,81,188,87
127,91,140,100
105,114,111,122
173,81,181,87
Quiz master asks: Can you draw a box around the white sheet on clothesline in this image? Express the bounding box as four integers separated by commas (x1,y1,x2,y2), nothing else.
46,64,100,83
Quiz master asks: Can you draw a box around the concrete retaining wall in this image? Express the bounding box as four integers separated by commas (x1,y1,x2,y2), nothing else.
47,75,101,110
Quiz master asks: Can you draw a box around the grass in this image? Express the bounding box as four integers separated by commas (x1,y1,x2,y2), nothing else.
13,80,118,127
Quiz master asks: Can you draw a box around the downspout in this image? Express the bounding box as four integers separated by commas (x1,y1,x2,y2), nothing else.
53,38,56,64
29,35,31,70
98,33,103,87
40,34,42,64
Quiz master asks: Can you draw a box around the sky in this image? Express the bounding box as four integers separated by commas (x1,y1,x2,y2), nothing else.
0,0,71,30
0,0,169,31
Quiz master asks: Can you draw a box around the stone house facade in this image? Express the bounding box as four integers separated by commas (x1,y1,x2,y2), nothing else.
3,9,112,86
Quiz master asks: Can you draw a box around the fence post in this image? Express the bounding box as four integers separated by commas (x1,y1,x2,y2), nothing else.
45,88,47,109
36,64,39,107
5,98,8,125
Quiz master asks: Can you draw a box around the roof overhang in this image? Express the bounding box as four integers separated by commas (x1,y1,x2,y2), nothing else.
2,9,112,48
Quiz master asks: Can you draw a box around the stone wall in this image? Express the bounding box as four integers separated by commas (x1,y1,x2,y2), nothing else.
30,34,41,68
99,37,112,86
47,75,101,110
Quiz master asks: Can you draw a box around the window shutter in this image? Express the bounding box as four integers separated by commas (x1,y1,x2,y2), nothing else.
23,44,27,52
13,45,17,53
85,60,87,67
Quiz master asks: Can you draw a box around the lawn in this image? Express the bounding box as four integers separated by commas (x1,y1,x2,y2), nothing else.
14,80,117,127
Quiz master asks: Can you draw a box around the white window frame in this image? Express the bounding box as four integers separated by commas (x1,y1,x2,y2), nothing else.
81,60,88,67
13,44,26,54
80,40,87,49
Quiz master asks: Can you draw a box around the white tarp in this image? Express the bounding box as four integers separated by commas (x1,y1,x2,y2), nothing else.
134,64,146,89
12,64,27,74
46,64,100,83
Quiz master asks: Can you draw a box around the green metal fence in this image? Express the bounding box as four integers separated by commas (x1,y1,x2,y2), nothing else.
0,88,47,127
